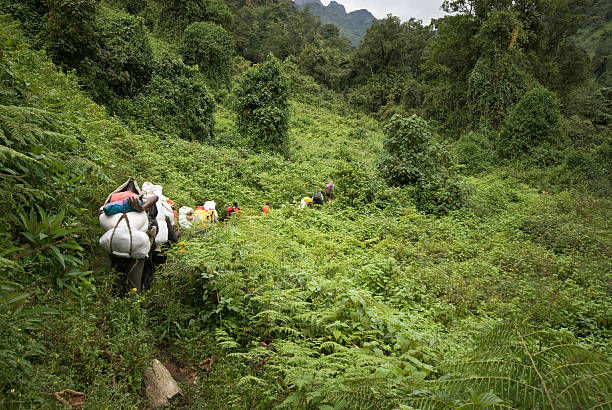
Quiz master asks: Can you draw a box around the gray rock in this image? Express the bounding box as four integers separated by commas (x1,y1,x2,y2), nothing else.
143,359,182,408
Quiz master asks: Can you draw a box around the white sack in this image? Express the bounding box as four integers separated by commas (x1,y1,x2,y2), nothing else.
178,206,193,229
99,211,148,232
156,220,168,244
99,228,151,259
142,182,174,243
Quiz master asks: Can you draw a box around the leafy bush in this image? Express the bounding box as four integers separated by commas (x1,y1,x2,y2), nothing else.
84,14,154,101
453,130,496,174
116,57,216,142
379,114,464,213
0,0,48,46
333,161,380,208
348,127,369,140
109,0,145,15
157,0,233,40
467,11,533,129
179,21,233,88
500,86,563,158
234,54,290,154
468,52,533,129
46,0,99,68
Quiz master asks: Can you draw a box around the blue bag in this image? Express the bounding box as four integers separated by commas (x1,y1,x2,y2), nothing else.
103,198,143,216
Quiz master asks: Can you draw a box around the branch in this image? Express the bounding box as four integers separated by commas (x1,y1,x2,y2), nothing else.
0,173,26,178
516,325,555,409
14,236,72,259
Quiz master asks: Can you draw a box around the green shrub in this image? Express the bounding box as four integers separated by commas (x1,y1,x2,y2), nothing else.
333,161,380,208
46,0,99,68
500,87,563,158
109,0,145,15
157,0,233,40
379,114,465,214
84,14,154,101
116,58,216,141
453,130,496,174
0,0,48,46
234,54,290,154
179,21,233,88
348,127,369,140
468,52,532,129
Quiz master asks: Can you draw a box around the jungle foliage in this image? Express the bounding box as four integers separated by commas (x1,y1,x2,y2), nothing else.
0,0,610,408
234,54,290,154
180,21,234,88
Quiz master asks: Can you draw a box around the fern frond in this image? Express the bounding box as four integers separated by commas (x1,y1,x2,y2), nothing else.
554,370,612,406
272,326,302,336
544,361,610,380
421,323,612,409
236,375,266,387
430,375,544,399
443,359,533,379
589,400,612,409
319,341,348,353
408,396,455,410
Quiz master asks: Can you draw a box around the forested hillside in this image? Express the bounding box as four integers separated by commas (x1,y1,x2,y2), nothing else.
0,0,610,408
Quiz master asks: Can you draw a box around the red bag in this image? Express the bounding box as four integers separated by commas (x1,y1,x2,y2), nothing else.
110,191,139,203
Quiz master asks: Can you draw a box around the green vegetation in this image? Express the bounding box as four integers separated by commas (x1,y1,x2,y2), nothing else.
234,54,290,154
500,87,563,159
0,0,610,408
379,114,464,214
180,21,234,88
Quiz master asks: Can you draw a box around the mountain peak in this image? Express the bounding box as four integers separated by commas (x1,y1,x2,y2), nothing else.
294,0,322,6
294,0,375,46
328,1,346,12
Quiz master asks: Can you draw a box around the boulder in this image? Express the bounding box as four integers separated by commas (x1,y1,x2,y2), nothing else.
143,359,182,408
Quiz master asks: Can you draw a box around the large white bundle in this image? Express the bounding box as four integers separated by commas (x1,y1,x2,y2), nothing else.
99,211,148,232
99,228,151,259
204,201,216,210
156,219,169,244
178,206,194,229
142,182,174,243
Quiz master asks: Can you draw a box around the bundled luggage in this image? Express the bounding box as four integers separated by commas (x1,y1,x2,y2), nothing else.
141,182,174,245
99,179,152,259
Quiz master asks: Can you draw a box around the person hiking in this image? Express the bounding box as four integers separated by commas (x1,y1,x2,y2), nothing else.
194,201,219,227
262,202,271,216
325,179,335,203
312,190,324,206
99,178,158,296
226,202,241,218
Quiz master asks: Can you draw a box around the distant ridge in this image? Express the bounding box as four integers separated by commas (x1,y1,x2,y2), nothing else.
294,0,375,46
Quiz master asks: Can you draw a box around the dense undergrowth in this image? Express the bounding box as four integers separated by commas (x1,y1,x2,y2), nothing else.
1,5,611,409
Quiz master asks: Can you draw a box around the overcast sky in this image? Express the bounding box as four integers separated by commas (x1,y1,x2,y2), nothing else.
322,0,447,24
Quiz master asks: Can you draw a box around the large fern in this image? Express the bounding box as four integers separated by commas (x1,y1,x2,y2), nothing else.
410,324,612,409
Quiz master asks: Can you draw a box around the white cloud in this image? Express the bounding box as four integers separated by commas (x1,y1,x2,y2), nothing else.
322,0,447,24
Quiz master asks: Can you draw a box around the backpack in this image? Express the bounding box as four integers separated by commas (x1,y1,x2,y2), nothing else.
325,183,333,196
313,190,324,205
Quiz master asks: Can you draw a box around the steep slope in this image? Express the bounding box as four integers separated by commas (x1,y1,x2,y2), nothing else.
294,0,374,46
1,6,611,409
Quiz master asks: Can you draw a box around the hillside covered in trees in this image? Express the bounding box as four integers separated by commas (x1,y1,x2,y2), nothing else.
0,0,610,408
